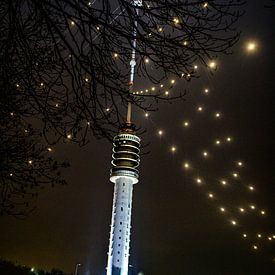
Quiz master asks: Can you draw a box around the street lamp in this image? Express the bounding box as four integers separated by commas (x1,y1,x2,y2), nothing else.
74,263,81,275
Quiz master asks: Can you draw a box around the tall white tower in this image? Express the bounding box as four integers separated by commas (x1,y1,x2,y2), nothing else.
106,1,142,274
106,125,141,275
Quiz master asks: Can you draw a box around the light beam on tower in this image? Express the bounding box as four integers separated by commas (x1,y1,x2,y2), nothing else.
106,1,142,275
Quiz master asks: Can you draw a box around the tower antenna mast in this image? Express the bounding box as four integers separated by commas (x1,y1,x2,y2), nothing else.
126,0,142,125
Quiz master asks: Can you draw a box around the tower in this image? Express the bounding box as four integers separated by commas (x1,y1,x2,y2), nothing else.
106,1,142,274
106,125,140,275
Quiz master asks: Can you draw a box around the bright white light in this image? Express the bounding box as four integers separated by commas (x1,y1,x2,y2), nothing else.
246,41,257,52
221,180,227,185
114,53,118,58
158,27,163,32
67,134,72,139
243,233,247,238
70,21,75,26
239,208,245,213
250,205,256,210
145,58,149,63
171,146,176,152
145,112,149,117
231,220,237,225
10,173,13,177
209,61,217,69
184,162,190,169
158,130,163,136
28,160,33,164
203,151,208,157
47,147,52,152
249,186,254,191
196,178,202,183
253,245,258,250
226,137,232,142
204,88,209,94
257,234,262,238
215,140,221,145
184,121,189,127
268,237,272,241
208,193,214,198
233,173,238,178
197,106,203,112
220,207,225,212
238,161,243,166
170,79,175,84
151,87,155,91
260,210,265,215
165,91,169,96
194,65,198,70
215,112,221,118
173,17,179,24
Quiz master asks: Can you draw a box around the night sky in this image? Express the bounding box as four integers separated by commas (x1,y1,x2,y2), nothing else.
0,1,275,274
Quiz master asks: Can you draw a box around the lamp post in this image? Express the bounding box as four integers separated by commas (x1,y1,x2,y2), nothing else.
74,263,81,275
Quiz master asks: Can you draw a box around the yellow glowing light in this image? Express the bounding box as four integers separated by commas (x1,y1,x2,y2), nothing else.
243,233,247,238
158,130,163,136
170,79,175,84
67,134,72,139
209,61,217,69
145,89,149,92
208,193,214,198
184,162,190,169
140,91,143,94
85,78,89,82
10,112,14,116
96,26,100,31
55,103,59,107
165,91,169,96
194,65,198,70
239,208,245,213
145,112,149,117
158,27,163,32
196,178,202,183
106,108,110,112
273,235,275,239
16,83,20,88
261,210,265,215
114,53,118,58
249,186,254,191
171,146,176,152
160,84,164,88
87,122,90,126
151,87,155,91
233,173,238,178
40,82,44,86
253,245,258,250
231,220,237,225
145,58,149,63
183,41,188,46
204,88,209,94
257,234,262,238
47,147,52,152
215,112,221,118
70,21,75,26
203,151,208,157
10,173,13,177
250,205,256,210
226,137,232,142
197,106,203,112
246,41,257,52
28,160,33,164
31,267,35,272
184,121,189,127
220,207,225,212
238,161,243,166
173,17,179,24
221,180,227,185
215,140,221,145
203,2,208,8
268,237,272,241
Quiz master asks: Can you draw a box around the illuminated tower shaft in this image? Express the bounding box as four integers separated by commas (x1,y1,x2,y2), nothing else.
107,130,140,275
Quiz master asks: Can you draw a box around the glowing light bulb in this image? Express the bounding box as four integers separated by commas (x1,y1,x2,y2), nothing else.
114,53,118,58
158,130,163,136
215,112,221,118
170,79,175,84
253,245,258,250
145,89,149,92
197,106,203,112
55,103,59,107
243,233,247,238
231,220,237,225
239,208,245,213
209,61,217,69
145,58,149,63
40,82,44,86
183,41,188,46
85,78,89,82
96,26,100,31
194,65,198,70
208,193,214,198
145,112,149,117
158,27,163,32
226,137,232,142
151,87,155,91
203,151,208,157
16,83,20,88
249,186,254,191
70,21,75,26
184,121,189,127
47,148,52,152
165,91,169,96
215,140,221,145
204,88,209,94
160,84,164,88
246,41,257,52
257,234,262,238
203,2,208,8
250,205,256,210
10,112,14,116
232,173,238,178
28,160,32,164
237,161,243,166
196,178,202,183
9,173,13,177
173,17,179,24
260,210,265,215
67,134,72,139
31,267,35,272
221,180,227,185
268,237,272,241
171,146,176,152
220,207,225,212
184,162,190,169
